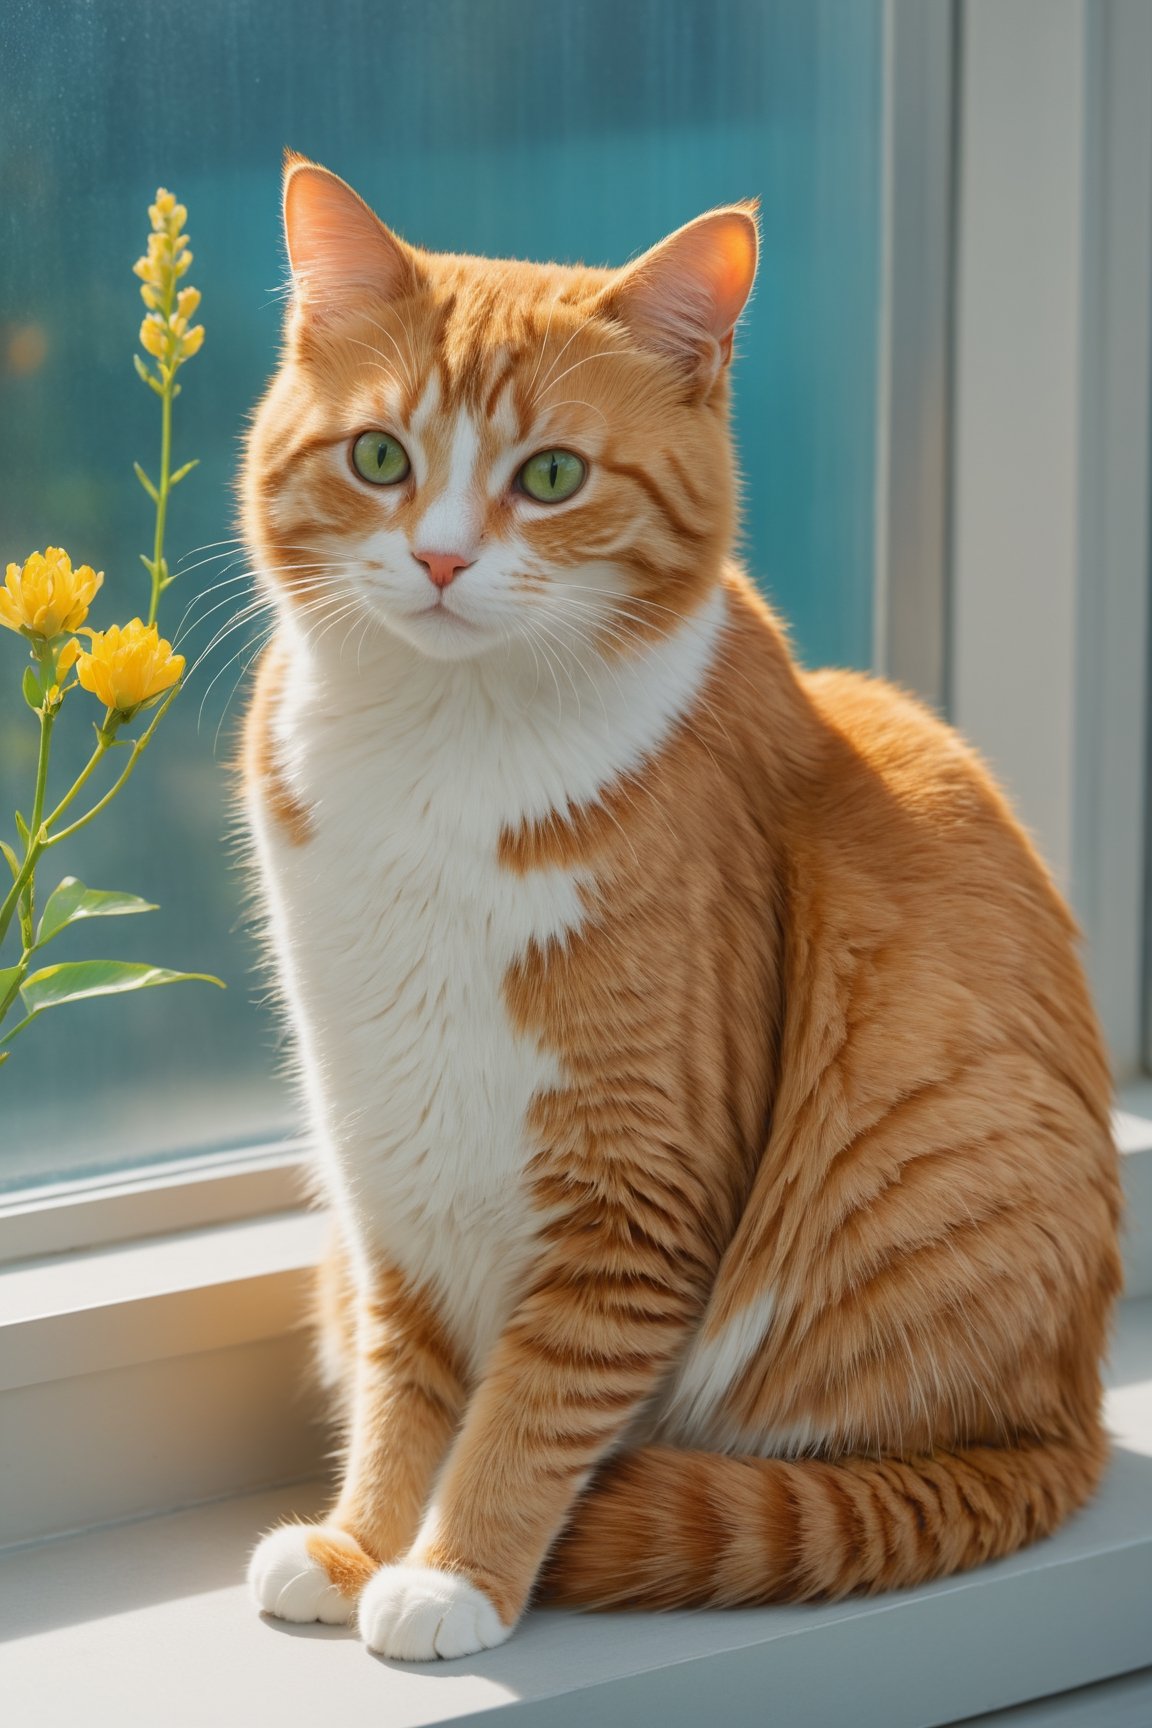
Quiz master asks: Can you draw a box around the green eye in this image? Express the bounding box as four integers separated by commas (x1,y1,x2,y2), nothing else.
351,431,411,486
517,449,586,504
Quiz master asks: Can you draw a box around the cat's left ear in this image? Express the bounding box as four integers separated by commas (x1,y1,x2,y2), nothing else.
599,203,759,389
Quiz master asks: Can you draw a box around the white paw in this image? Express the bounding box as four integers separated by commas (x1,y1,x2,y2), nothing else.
358,1564,511,1661
248,1524,359,1624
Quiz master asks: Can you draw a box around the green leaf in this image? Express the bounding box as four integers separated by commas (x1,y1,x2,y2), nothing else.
0,965,20,1000
169,459,199,486
36,877,158,948
133,461,159,503
14,812,29,847
139,553,157,579
3,959,225,1043
22,666,41,711
0,1051,9,1068
0,841,19,882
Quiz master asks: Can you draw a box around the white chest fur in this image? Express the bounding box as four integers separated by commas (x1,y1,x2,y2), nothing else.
251,590,726,1376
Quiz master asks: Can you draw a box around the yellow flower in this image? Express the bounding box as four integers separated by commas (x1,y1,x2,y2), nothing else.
139,314,167,357
75,619,185,714
134,188,205,380
0,549,103,639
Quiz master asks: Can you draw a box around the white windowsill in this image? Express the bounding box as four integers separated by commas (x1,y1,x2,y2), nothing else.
1,1297,1150,1728
0,1208,323,1393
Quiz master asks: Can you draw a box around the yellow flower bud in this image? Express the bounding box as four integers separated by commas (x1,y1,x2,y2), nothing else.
139,315,167,358
133,187,203,388
0,550,104,639
75,619,184,715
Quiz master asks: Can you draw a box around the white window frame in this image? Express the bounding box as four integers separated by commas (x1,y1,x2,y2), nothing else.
0,1141,307,1265
947,0,1152,1079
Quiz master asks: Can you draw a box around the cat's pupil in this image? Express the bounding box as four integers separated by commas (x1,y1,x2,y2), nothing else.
376,442,388,469
549,454,558,489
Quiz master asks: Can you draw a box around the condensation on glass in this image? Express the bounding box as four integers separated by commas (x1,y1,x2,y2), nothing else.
0,0,883,1185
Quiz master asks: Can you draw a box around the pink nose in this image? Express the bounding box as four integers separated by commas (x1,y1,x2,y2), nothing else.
414,550,472,590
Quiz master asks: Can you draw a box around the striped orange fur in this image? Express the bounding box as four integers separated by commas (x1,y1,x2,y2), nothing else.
241,158,1121,1658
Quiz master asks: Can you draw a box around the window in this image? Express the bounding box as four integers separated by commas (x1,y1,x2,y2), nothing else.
2,10,1151,1697
1,0,891,1188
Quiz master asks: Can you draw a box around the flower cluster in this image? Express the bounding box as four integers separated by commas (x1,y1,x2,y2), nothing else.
0,549,103,641
1,550,183,719
134,189,205,378
0,183,220,1065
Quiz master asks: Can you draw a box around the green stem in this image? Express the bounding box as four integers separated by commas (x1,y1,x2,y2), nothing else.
0,846,38,951
20,705,55,941
147,380,173,627
0,708,117,946
146,259,178,629
4,647,56,951
0,953,29,1028
46,685,180,848
42,712,116,832
43,743,109,830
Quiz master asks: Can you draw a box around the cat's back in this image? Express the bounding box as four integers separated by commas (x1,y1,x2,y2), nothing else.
782,658,1113,1132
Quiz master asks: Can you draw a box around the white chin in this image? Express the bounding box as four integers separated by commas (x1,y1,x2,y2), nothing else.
385,606,501,662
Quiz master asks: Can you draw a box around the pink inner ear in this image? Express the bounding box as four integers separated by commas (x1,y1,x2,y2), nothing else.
283,164,415,305
610,207,759,369
701,215,760,338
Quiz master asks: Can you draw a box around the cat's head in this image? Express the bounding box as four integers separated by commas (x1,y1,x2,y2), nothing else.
244,155,757,664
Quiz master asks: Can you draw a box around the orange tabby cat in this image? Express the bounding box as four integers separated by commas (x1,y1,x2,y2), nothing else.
242,155,1122,1660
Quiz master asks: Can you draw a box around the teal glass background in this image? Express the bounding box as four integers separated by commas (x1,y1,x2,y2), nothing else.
0,0,882,1185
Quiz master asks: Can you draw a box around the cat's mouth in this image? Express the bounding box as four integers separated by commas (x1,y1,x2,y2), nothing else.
407,600,481,633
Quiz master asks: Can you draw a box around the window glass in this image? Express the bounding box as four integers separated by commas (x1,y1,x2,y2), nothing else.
0,0,882,1188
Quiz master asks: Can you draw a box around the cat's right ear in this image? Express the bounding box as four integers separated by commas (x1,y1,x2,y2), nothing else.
282,153,421,321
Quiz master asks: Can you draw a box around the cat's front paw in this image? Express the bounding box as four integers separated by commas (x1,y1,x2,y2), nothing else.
248,1523,376,1624
358,1563,511,1660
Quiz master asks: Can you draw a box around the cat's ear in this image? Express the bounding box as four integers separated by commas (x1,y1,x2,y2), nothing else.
282,153,421,318
600,203,759,387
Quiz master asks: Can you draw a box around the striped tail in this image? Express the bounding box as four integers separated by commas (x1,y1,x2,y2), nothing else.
541,1429,1109,1608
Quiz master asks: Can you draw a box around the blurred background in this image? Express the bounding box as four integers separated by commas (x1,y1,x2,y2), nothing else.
0,0,1149,1188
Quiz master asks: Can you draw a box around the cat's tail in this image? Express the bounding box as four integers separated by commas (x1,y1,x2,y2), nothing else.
540,1428,1109,1608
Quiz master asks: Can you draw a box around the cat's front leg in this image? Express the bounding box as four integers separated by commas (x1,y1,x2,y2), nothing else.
357,1164,714,1659
249,1257,467,1625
